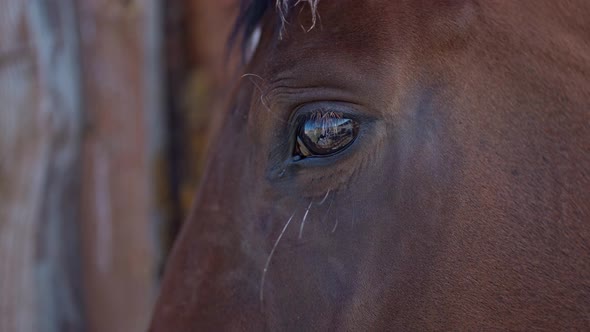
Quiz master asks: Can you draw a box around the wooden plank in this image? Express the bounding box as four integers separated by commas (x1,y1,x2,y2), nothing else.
0,0,84,331
0,0,162,331
77,0,161,331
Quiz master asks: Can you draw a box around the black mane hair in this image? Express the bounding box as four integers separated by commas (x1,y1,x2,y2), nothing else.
229,0,273,58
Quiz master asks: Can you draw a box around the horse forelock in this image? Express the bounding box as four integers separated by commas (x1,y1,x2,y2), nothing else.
232,0,320,57
275,0,319,35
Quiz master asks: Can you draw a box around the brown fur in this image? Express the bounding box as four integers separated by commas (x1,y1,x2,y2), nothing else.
150,1,590,330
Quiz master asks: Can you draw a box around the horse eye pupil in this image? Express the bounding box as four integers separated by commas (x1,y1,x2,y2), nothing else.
296,113,359,157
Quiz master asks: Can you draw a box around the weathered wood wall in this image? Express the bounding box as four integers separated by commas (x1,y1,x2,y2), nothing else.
0,0,85,331
0,0,162,331
0,0,238,330
77,0,161,331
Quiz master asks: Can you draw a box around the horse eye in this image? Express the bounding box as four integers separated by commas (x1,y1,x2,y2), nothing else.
295,111,360,158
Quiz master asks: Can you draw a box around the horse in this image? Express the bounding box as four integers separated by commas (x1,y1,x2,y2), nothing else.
150,0,590,330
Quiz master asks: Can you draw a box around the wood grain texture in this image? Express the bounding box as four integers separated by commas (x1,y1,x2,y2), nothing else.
0,0,162,331
77,0,161,331
0,0,84,331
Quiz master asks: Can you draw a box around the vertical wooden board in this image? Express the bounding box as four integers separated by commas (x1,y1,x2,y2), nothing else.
0,0,84,331
0,12,42,328
0,0,161,330
77,0,160,331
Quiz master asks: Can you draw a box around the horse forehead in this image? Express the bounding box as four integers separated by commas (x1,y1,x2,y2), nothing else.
267,1,478,66
269,0,590,59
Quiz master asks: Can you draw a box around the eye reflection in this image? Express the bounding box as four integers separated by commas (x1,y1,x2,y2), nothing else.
295,111,359,158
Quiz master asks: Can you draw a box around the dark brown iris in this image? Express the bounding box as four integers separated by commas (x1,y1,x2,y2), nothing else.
295,111,359,157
